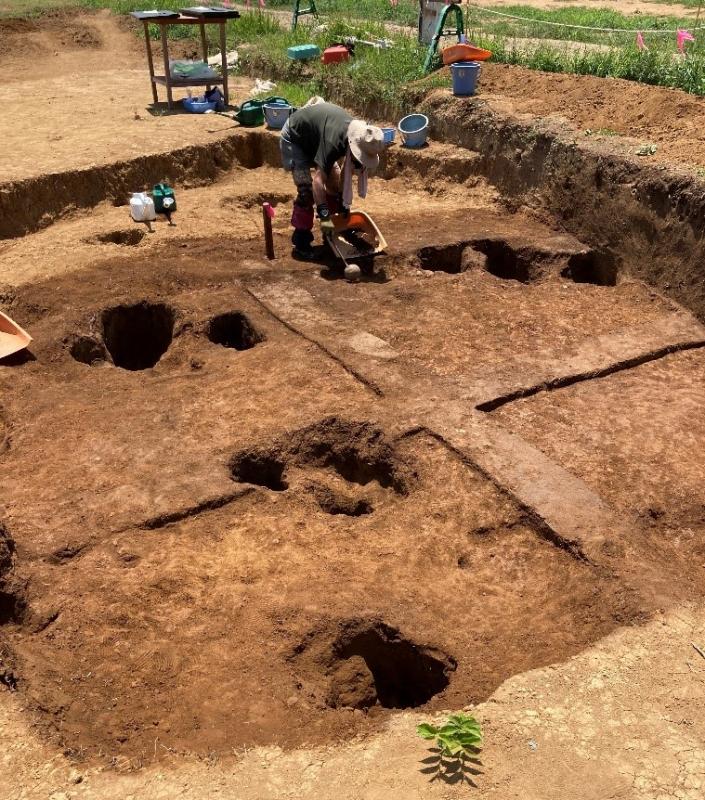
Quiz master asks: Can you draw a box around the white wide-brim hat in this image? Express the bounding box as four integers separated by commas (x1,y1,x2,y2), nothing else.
347,120,385,174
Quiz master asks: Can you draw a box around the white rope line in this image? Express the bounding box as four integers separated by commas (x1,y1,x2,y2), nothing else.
466,3,705,35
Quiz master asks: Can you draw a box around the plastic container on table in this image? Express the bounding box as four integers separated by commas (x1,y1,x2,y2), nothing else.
450,61,481,97
288,44,321,61
442,43,492,65
397,113,429,148
129,192,156,223
321,45,350,65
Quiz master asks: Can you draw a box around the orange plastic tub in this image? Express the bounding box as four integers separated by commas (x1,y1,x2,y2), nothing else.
321,46,350,65
0,311,32,360
330,210,387,260
442,44,492,66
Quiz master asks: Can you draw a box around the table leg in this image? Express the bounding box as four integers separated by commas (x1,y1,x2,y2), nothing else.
220,22,229,107
143,20,158,105
160,25,173,110
199,22,209,63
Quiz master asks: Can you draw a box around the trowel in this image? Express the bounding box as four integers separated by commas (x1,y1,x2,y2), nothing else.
0,312,32,360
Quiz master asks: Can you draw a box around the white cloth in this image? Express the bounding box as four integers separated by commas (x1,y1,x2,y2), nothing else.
342,148,368,209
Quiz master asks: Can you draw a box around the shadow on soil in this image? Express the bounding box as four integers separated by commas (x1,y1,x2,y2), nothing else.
419,747,483,786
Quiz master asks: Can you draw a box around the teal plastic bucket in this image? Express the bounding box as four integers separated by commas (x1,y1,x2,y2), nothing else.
451,61,481,97
398,113,429,148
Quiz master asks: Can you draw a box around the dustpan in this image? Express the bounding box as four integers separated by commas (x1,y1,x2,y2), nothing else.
330,210,387,261
0,311,32,360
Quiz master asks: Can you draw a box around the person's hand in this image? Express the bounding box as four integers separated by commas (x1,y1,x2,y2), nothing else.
317,203,334,237
335,193,350,218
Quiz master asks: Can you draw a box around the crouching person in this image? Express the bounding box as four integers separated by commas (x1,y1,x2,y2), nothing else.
279,100,385,260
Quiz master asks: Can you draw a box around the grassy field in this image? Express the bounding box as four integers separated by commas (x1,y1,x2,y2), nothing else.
0,0,76,15
8,0,705,100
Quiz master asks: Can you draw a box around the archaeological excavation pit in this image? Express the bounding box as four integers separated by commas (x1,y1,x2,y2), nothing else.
100,301,175,371
207,311,265,351
326,621,456,710
3,135,705,780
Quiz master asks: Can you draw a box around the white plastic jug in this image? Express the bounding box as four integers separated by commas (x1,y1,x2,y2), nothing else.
130,192,156,223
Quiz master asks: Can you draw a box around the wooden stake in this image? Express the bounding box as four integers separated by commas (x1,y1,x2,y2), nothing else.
262,203,275,260
696,0,704,31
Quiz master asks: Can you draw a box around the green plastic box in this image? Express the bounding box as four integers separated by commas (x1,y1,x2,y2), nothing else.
287,44,321,61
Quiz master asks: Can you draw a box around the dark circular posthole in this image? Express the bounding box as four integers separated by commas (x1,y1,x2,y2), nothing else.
328,621,455,709
101,302,175,371
207,312,264,351
69,335,108,366
94,229,145,246
229,450,288,491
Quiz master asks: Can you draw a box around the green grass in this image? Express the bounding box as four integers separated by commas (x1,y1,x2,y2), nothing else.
8,0,705,105
0,0,79,16
466,5,700,46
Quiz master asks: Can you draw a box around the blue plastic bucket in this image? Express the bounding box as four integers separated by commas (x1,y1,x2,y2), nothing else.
182,96,217,114
397,113,429,149
264,100,293,130
382,127,396,144
451,61,481,97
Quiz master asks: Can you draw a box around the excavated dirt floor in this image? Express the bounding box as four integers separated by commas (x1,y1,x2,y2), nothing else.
3,9,705,800
2,153,705,778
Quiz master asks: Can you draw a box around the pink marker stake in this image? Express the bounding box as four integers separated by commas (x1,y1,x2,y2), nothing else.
677,29,695,54
636,31,647,51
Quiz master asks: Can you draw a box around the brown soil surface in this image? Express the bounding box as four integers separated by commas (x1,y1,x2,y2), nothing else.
493,347,705,520
478,61,705,169
3,8,705,800
0,154,703,775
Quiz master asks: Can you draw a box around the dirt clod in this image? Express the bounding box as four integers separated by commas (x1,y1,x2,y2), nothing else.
327,655,377,709
69,335,107,366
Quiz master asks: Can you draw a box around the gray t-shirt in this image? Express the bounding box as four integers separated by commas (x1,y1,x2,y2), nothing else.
287,102,352,174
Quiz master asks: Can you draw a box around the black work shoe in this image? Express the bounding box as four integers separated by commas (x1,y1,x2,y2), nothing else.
292,246,317,262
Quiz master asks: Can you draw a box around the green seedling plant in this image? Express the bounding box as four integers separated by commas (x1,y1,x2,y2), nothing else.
417,714,483,785
417,713,483,756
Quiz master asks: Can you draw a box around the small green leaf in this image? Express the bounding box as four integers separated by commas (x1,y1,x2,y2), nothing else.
416,723,438,739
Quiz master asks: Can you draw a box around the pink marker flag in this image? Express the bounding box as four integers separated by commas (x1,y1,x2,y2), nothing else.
636,31,647,51
258,0,266,8
390,0,398,6
245,0,251,7
677,29,695,54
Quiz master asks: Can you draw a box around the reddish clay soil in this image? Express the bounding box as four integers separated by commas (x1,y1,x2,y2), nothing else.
1,160,704,768
4,9,705,794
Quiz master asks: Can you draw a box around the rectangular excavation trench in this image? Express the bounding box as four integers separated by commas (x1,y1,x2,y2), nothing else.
2,114,705,770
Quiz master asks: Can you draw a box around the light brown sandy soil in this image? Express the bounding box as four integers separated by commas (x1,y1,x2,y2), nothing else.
0,9,252,182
